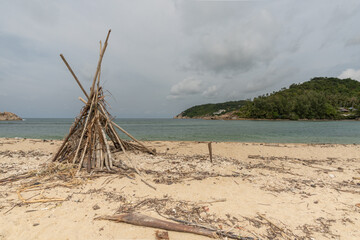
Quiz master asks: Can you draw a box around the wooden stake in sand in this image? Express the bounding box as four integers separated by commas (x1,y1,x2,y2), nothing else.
208,142,213,163
53,30,155,173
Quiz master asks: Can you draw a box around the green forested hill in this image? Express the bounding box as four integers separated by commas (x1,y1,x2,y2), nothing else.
177,77,360,120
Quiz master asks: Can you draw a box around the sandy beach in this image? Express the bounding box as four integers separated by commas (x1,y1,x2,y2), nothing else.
0,138,359,239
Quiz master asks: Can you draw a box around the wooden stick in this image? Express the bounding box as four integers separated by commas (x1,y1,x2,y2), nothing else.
95,121,106,170
91,131,97,169
77,140,89,173
96,213,217,238
17,189,65,204
87,126,93,173
60,54,90,99
110,115,155,155
52,108,88,161
208,142,213,163
79,97,87,104
97,40,102,88
103,148,110,171
95,138,101,169
198,198,226,204
54,141,68,162
99,123,112,171
99,148,103,169
90,30,111,96
72,94,96,163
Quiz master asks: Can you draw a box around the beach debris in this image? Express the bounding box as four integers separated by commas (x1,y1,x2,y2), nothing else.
16,179,81,204
256,213,297,240
111,196,256,239
155,230,170,240
0,162,77,186
300,217,339,239
52,30,155,174
356,203,360,208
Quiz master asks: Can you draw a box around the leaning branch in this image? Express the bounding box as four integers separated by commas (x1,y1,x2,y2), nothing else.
60,54,89,99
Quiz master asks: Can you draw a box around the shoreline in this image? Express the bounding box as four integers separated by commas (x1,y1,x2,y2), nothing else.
1,137,359,146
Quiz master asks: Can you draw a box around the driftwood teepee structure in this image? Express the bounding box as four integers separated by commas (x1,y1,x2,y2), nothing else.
52,30,155,173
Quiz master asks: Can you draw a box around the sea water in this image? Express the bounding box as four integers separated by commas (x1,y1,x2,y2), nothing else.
0,118,359,144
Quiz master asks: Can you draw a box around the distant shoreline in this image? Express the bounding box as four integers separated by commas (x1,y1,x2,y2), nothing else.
174,116,360,121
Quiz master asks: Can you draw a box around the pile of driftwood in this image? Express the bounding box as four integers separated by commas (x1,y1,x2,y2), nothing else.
52,30,155,173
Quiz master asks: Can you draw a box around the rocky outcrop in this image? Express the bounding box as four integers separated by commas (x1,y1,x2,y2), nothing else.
174,111,240,120
173,112,190,119
0,112,22,121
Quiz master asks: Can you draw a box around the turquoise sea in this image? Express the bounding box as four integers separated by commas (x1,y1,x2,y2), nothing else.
0,118,359,144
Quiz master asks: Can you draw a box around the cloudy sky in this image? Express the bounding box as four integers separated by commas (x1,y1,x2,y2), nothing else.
1,0,360,118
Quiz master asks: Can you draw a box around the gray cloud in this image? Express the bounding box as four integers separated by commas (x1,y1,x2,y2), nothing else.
168,77,203,99
202,85,218,98
183,5,279,75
